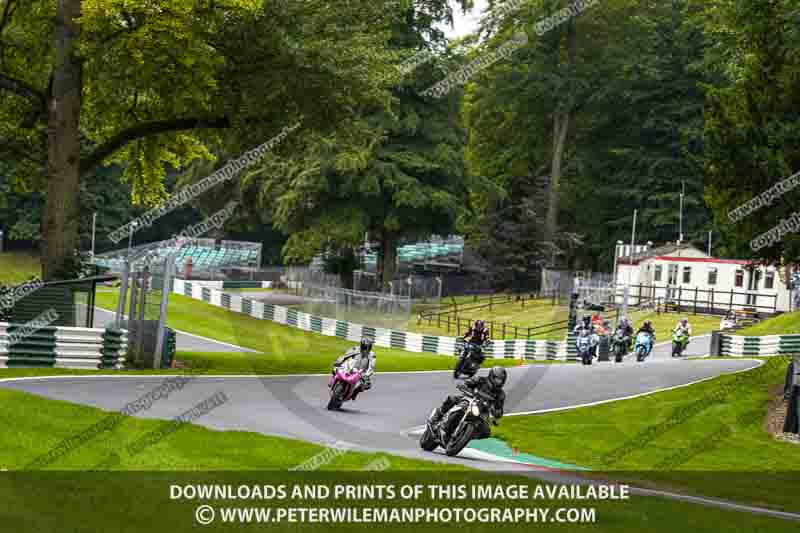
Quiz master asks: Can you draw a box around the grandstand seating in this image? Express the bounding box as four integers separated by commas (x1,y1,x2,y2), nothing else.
93,238,261,273
360,238,464,271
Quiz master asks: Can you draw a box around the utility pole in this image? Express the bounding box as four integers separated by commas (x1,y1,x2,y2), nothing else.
628,209,637,285
90,212,97,257
707,230,712,256
679,181,685,244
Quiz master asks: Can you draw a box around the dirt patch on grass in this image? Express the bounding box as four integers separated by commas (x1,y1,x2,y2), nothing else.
765,385,800,445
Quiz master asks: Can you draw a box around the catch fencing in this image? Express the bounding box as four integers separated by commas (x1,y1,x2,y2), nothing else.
281,283,411,330
172,279,571,359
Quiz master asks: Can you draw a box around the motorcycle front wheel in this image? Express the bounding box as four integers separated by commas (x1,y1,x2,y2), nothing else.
327,382,345,410
419,426,438,452
672,341,683,357
445,422,474,457
453,357,464,379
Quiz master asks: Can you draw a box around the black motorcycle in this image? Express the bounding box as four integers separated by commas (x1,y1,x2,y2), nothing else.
453,341,486,379
611,327,630,363
419,384,497,457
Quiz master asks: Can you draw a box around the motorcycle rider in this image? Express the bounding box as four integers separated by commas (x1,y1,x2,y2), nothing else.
615,316,635,351
428,366,507,438
574,314,599,357
331,336,376,400
461,319,491,363
636,319,656,340
673,317,693,337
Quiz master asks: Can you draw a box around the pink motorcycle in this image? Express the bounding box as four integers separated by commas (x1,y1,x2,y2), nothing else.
327,359,364,411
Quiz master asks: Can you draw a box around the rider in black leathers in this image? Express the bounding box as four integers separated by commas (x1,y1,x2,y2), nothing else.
460,319,491,364
429,366,507,437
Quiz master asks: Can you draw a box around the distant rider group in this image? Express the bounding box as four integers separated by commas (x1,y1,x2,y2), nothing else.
575,314,693,364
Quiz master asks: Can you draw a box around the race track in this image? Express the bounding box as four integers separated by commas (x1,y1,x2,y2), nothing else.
5,337,796,520
0,336,757,458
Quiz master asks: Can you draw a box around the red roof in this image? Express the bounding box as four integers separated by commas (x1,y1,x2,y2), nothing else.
652,256,751,265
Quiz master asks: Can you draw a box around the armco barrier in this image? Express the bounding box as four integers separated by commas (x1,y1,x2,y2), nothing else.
172,279,569,359
715,331,800,357
0,322,128,369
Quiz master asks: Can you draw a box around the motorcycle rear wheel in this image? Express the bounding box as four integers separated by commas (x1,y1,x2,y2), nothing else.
419,426,438,452
445,423,474,457
327,382,345,410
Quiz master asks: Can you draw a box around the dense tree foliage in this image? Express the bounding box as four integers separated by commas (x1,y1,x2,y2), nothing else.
699,0,800,266
2,0,798,287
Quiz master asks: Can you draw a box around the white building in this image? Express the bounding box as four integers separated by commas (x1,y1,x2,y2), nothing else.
613,243,794,314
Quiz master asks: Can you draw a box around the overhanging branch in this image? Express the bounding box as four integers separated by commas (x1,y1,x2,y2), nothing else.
79,116,231,174
0,71,46,111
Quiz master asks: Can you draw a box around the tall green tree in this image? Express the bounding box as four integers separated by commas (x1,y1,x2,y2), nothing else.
0,0,400,279
699,0,800,266
249,1,472,287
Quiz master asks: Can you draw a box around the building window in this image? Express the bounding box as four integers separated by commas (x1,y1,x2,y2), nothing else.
654,265,662,282
765,270,775,289
682,266,692,284
708,267,718,286
735,270,744,288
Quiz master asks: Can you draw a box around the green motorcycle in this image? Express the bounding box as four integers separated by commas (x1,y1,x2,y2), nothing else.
671,328,690,357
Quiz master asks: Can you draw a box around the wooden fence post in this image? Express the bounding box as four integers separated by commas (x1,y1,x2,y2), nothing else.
729,289,734,312
693,287,698,315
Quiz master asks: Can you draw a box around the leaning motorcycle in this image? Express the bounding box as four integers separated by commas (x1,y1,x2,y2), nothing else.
454,341,486,379
576,332,597,365
611,327,630,363
672,328,690,358
634,331,654,362
419,384,496,457
327,358,364,411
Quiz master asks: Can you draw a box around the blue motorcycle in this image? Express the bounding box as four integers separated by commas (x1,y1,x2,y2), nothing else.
634,331,654,362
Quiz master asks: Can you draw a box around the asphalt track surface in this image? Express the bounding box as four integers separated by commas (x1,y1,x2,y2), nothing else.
3,336,798,520
0,335,755,455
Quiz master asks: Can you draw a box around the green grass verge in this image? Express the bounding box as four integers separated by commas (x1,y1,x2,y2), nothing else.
737,310,800,336
494,355,800,511
0,386,796,532
0,250,40,284
92,291,522,373
0,385,450,471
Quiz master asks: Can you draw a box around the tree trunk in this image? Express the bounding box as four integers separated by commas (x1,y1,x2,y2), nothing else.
339,247,355,290
544,17,577,263
380,233,397,290
42,0,83,280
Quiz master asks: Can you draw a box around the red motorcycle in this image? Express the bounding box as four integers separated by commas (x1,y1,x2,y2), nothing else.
327,359,364,411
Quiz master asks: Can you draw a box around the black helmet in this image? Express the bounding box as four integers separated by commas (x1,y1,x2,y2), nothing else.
474,320,485,331
582,315,591,324
488,366,507,388
360,337,374,353
643,320,652,328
